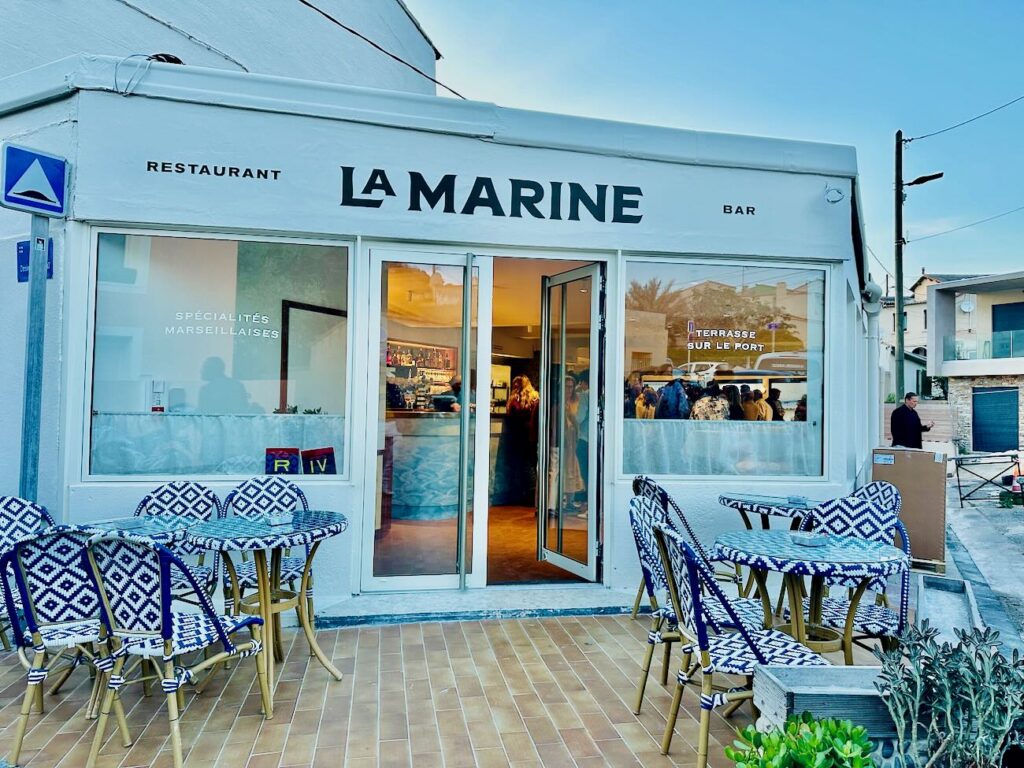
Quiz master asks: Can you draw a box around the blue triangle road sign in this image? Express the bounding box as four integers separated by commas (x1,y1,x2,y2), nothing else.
1,143,69,217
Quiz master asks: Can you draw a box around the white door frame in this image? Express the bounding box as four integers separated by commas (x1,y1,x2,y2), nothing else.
537,263,603,581
360,247,493,591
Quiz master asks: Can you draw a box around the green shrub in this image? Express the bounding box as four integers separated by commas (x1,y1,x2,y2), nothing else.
875,621,1024,767
725,712,875,768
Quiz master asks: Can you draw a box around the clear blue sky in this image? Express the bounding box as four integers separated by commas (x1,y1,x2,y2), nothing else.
405,1,1024,286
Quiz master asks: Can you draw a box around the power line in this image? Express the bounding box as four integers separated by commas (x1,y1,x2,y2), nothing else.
296,0,466,99
907,203,1024,242
907,92,1024,142
867,244,894,278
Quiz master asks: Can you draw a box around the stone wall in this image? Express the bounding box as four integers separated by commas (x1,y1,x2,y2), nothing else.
947,376,1024,452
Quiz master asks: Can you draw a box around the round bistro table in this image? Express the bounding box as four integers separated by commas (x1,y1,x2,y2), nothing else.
713,529,908,655
717,494,820,600
188,510,348,708
87,514,195,544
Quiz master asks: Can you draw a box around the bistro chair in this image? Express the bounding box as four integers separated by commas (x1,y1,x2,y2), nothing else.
84,531,271,768
629,476,742,619
652,521,829,767
0,496,56,651
627,489,765,715
135,481,225,606
2,526,119,768
797,494,911,664
222,475,312,620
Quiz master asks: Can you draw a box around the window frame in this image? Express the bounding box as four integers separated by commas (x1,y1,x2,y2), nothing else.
615,253,831,482
82,226,355,482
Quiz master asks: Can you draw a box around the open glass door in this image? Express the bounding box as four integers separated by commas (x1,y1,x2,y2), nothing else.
538,264,602,581
363,249,490,591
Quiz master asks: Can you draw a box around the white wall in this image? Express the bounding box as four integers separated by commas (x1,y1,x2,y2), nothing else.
0,0,437,95
0,101,77,512
0,72,870,610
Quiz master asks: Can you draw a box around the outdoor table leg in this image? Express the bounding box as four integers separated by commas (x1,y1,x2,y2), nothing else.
270,548,285,663
783,574,807,644
252,549,276,700
839,579,871,666
297,540,343,680
748,568,773,629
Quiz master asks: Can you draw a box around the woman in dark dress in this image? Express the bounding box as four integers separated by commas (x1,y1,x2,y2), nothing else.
497,375,540,505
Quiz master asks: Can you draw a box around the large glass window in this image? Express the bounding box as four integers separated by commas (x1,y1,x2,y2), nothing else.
90,233,348,476
622,261,825,476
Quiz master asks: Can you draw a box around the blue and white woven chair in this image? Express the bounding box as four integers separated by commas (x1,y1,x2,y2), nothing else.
628,487,765,715
2,526,121,768
222,476,311,619
652,521,829,767
797,492,911,664
84,531,271,768
0,496,56,651
135,481,224,606
630,476,743,619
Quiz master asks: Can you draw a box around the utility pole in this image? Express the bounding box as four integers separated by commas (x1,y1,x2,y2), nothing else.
894,130,905,399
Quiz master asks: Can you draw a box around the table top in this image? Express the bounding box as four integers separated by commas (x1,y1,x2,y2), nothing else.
187,510,349,551
86,514,193,543
713,529,908,579
718,493,819,519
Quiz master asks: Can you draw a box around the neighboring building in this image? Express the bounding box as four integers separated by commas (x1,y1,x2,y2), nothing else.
928,272,1024,453
880,269,984,398
0,0,440,94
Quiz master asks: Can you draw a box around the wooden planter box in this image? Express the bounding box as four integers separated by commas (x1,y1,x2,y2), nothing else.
753,665,895,740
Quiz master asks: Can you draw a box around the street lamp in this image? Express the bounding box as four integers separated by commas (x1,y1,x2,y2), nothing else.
894,129,943,399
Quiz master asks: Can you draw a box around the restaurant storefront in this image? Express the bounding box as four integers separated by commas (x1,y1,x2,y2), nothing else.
0,56,879,612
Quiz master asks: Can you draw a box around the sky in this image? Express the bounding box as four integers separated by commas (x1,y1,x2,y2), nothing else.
405,1,1024,288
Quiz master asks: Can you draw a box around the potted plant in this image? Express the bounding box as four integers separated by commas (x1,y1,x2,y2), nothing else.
874,621,1024,767
726,712,875,767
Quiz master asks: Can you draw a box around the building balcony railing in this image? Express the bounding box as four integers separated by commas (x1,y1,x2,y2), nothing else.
943,331,1024,361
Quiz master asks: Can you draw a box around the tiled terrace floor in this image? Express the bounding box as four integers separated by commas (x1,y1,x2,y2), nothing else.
0,614,807,768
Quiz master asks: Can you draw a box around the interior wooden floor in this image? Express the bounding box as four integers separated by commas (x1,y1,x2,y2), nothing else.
370,507,585,584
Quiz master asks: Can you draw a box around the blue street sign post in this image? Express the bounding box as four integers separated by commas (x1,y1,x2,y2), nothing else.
1,143,70,502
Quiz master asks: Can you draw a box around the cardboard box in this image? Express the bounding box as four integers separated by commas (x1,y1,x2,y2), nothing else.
872,447,947,567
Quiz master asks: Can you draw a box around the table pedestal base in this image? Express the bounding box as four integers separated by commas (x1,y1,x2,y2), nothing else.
226,541,343,707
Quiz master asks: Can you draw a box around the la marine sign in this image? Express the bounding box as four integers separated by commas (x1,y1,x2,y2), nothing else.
340,166,644,224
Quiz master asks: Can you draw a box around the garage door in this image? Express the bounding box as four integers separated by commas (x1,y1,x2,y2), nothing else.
972,386,1019,452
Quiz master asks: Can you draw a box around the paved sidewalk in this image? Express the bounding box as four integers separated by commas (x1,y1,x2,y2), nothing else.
946,483,1024,651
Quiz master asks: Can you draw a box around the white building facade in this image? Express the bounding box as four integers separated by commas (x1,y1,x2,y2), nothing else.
0,54,877,614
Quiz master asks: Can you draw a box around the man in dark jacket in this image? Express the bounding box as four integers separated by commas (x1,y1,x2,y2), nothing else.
891,392,934,448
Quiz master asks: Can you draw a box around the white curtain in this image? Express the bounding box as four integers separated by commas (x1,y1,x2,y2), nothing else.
91,413,344,475
623,420,822,476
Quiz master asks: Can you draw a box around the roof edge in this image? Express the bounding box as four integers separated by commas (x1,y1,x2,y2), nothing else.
394,0,442,60
931,270,1024,292
0,55,860,178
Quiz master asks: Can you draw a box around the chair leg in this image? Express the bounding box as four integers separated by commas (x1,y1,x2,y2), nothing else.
631,579,645,619
47,650,82,696
0,620,11,651
112,688,132,748
10,650,46,767
164,659,185,768
305,574,316,656
253,625,273,720
87,656,126,768
633,634,658,715
660,640,672,685
696,674,714,768
32,655,46,714
660,678,685,754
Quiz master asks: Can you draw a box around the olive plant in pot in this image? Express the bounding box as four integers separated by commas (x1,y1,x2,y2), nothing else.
874,621,1024,768
725,712,875,768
